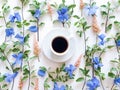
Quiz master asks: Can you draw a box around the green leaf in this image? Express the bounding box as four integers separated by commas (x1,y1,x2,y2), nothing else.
101,11,107,17
108,72,116,78
23,68,30,75
84,26,91,30
39,22,45,26
101,5,107,8
77,31,83,37
40,66,47,71
68,4,76,10
106,24,112,32
0,76,5,82
73,15,80,19
0,16,3,18
62,0,65,4
0,56,6,61
2,84,7,88
13,68,20,72
24,34,30,43
22,75,28,81
109,16,115,19
107,45,114,49
0,43,8,51
13,6,21,10
12,48,20,52
76,77,84,82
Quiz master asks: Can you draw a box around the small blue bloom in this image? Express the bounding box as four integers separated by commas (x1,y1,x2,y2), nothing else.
34,9,41,19
57,7,69,23
98,34,106,45
5,28,14,37
87,77,100,90
12,52,23,66
29,26,38,32
9,12,21,22
14,13,21,22
38,70,46,77
85,5,98,16
114,77,120,85
15,34,24,44
9,15,15,22
53,82,66,90
64,64,76,78
116,40,120,46
92,57,103,69
4,72,18,83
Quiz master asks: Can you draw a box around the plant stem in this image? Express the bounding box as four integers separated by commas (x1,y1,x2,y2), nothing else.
3,13,7,42
92,63,95,78
99,76,105,90
36,19,40,62
62,22,65,27
82,26,87,90
21,0,25,69
111,84,114,90
105,9,110,33
2,51,14,90
27,61,31,90
37,19,39,41
82,75,86,90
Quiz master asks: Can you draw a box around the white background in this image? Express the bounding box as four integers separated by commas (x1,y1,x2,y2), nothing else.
0,0,120,90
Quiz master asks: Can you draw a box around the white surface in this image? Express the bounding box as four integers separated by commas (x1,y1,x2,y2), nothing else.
0,0,119,90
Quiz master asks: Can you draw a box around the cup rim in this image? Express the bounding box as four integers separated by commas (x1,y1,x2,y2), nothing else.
50,36,70,56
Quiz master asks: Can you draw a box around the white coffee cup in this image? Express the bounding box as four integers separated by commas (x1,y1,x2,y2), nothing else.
50,35,72,56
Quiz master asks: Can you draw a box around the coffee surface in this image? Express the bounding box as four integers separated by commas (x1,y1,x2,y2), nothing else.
52,37,68,53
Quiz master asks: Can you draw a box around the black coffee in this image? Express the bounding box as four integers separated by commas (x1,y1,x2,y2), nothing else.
52,37,68,53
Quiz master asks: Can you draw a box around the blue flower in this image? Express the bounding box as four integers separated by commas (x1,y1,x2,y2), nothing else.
4,72,18,83
98,34,106,45
85,5,98,16
34,9,41,19
5,28,14,37
114,77,120,85
116,40,120,46
64,64,76,78
9,15,15,22
9,12,21,22
12,52,23,66
29,26,38,32
87,77,100,90
57,7,69,23
53,82,66,90
15,34,24,44
14,13,21,22
92,57,103,69
38,70,46,77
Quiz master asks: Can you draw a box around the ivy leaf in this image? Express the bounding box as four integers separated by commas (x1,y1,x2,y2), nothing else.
76,77,84,82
